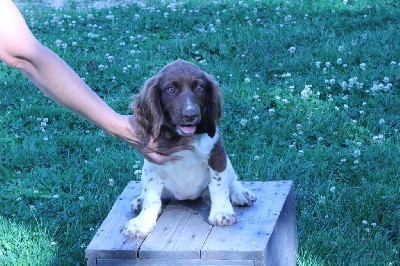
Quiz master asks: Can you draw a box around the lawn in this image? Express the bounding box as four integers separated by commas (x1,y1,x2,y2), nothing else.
0,0,399,265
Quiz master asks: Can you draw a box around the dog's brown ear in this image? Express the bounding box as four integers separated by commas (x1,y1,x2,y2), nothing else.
205,74,222,138
131,76,163,139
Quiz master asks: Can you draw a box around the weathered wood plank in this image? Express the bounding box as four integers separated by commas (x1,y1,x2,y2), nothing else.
97,258,254,265
85,181,143,260
139,199,213,260
201,181,297,266
263,182,297,266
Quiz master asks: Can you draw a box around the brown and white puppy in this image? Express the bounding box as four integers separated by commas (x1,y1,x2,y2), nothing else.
124,59,256,238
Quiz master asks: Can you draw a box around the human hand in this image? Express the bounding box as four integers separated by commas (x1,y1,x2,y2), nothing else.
118,115,194,164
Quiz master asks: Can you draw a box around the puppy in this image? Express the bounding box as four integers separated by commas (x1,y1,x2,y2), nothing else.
124,59,256,238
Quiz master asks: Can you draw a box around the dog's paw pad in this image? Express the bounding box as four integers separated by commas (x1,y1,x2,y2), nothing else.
123,219,153,238
209,212,237,226
231,189,257,206
131,196,143,213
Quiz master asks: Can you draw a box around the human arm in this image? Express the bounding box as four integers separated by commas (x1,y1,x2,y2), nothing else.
0,0,191,164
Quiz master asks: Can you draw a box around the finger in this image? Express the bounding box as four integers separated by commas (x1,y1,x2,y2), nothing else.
153,136,194,148
156,144,194,156
145,152,183,165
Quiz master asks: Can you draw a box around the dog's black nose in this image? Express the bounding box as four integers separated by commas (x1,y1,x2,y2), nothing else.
182,109,199,123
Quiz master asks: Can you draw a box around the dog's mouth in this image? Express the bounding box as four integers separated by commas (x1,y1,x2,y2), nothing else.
177,125,197,136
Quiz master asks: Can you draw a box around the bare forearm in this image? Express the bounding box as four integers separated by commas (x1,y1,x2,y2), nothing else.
0,0,193,164
19,45,122,135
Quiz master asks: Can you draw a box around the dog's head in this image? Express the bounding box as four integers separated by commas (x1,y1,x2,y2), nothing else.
132,59,222,139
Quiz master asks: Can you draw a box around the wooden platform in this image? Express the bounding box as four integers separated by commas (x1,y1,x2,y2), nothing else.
85,181,297,265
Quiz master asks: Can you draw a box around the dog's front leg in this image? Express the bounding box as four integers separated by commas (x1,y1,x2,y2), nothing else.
124,170,164,238
208,169,237,226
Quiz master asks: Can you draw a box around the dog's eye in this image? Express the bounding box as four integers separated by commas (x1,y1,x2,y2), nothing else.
166,87,176,94
195,85,204,93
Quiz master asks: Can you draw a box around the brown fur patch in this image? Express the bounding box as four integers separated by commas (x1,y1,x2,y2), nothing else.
208,134,227,172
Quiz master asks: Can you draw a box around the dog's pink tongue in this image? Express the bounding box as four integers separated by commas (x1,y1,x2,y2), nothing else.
179,126,196,135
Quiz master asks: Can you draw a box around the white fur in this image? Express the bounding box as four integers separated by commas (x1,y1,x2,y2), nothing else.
123,130,256,238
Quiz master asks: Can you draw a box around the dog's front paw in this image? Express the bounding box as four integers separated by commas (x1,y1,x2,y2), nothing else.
208,212,237,226
123,218,154,238
131,196,143,213
231,188,257,206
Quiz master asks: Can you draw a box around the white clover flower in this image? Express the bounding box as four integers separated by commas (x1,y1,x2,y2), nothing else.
87,32,99,38
55,39,62,46
315,61,322,68
337,58,343,65
284,15,292,21
244,77,251,83
53,194,59,199
353,149,361,157
268,108,276,115
330,186,336,193
301,85,313,100
360,63,366,70
379,118,385,125
108,179,115,186
281,72,291,78
240,119,248,126
362,220,368,225
338,45,345,52
253,115,259,120
373,134,385,143
253,156,260,161
318,195,326,204
288,46,296,53
106,15,115,20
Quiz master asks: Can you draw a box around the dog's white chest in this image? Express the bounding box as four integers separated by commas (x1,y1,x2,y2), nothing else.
143,133,218,200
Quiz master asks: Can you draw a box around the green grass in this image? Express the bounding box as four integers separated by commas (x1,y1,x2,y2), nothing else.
0,216,56,265
1,0,399,265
